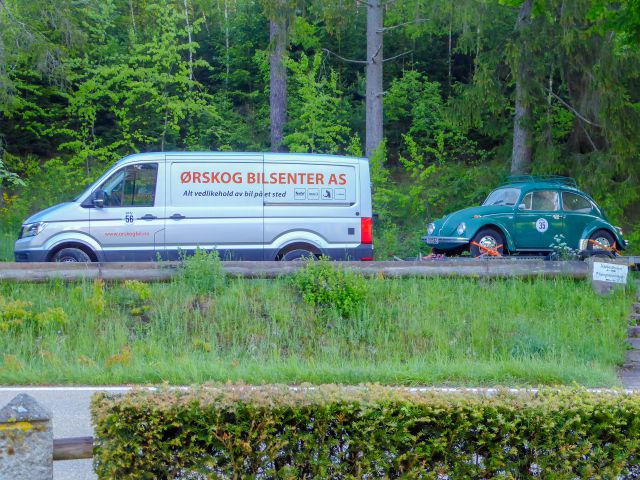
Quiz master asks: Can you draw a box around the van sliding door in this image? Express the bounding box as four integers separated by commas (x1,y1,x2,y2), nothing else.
164,154,264,260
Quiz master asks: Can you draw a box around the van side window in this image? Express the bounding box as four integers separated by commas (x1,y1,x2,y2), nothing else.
99,163,158,207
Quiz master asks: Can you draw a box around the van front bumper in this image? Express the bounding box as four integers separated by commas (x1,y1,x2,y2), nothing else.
14,249,49,262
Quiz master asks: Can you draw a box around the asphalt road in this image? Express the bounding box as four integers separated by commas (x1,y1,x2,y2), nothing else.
0,386,131,480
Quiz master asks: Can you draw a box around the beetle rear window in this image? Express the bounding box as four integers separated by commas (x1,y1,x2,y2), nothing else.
562,192,592,213
483,188,521,206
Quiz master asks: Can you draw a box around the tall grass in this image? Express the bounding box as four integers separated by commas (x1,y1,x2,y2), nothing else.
0,228,16,261
0,275,633,386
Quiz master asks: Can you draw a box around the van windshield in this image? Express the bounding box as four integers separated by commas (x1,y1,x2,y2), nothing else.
482,188,521,206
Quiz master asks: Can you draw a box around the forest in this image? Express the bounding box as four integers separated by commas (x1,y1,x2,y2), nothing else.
0,0,639,257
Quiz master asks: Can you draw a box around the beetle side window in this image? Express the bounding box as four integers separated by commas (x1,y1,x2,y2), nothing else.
99,163,158,207
519,190,559,211
562,192,592,213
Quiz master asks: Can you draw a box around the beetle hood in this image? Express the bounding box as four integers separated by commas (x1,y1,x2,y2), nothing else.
434,205,514,235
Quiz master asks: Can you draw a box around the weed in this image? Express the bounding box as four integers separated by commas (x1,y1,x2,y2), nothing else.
106,345,132,369
292,257,366,318
34,307,68,332
88,279,106,315
175,248,226,295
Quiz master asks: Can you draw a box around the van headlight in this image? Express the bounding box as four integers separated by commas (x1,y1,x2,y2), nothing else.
20,222,46,238
427,223,435,235
456,222,466,235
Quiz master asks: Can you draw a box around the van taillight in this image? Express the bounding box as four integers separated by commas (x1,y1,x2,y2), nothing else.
361,217,372,244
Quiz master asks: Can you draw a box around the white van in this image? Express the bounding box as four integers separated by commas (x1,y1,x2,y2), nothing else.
14,152,374,262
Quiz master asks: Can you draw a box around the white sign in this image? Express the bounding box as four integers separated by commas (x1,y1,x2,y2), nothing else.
592,262,628,284
535,218,548,233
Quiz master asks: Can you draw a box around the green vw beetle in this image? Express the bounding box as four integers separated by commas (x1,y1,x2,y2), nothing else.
422,176,627,257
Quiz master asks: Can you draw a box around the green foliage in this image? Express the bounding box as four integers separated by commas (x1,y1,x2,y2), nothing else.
92,385,640,479
175,248,226,295
117,280,152,316
0,297,67,333
293,257,366,318
0,158,25,188
283,53,352,154
0,0,639,251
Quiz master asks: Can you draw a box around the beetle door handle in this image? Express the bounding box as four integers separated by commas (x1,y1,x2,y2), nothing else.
140,214,157,220
552,214,562,220
170,213,186,220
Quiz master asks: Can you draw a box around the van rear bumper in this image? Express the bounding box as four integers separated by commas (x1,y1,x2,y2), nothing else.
324,244,374,261
14,250,49,262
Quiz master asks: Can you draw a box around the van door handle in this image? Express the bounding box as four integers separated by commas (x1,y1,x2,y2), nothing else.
170,213,186,220
140,214,157,220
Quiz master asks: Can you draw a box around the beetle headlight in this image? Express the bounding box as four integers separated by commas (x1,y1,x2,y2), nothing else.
20,222,46,238
456,222,466,235
427,223,435,235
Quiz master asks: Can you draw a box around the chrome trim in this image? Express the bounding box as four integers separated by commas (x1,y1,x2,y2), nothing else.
421,236,469,244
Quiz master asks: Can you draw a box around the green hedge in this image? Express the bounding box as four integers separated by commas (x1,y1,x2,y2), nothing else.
91,385,640,479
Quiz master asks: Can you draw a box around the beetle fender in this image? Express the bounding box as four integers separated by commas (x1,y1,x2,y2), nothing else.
580,221,624,250
468,221,516,252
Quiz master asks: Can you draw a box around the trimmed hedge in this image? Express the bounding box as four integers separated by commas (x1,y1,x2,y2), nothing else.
92,385,640,479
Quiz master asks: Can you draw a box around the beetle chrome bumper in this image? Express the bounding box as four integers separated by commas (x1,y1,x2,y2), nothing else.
421,235,469,246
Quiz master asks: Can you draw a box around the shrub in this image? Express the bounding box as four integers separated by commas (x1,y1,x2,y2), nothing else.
116,280,152,316
92,385,640,479
0,297,67,333
175,248,226,295
292,257,366,317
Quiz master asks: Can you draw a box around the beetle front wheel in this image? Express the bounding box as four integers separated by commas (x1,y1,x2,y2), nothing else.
470,228,505,257
587,230,616,252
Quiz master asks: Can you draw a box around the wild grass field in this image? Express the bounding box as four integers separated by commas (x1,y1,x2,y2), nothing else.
0,254,633,386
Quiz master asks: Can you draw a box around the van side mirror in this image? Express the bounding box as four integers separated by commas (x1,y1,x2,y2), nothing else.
518,203,526,210
93,189,105,208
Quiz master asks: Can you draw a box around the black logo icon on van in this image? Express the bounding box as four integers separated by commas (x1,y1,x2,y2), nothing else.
323,189,332,199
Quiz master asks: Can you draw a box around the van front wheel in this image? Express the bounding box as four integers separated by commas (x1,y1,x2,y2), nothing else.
53,248,91,263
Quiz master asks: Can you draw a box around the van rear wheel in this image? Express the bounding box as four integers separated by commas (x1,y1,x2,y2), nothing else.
277,244,320,261
281,249,316,261
53,248,91,263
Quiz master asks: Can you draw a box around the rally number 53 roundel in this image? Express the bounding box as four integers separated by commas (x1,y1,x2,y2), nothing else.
535,218,548,233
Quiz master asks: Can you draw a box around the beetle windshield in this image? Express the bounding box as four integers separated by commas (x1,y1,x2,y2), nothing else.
483,188,521,206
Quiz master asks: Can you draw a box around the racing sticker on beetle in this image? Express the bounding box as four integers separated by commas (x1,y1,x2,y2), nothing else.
535,218,548,233
124,211,135,225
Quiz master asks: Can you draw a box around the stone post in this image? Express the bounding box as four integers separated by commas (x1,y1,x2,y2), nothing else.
0,394,53,480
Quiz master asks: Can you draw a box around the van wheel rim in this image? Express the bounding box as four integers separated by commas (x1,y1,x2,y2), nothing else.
479,236,498,250
59,256,78,263
593,237,611,249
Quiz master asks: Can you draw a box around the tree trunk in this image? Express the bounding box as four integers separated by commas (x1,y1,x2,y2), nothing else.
270,15,287,152
365,0,383,158
510,0,533,175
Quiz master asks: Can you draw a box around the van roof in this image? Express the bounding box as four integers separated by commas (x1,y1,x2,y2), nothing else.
117,151,368,165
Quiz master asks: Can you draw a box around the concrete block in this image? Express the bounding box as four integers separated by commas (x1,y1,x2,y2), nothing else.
0,394,53,480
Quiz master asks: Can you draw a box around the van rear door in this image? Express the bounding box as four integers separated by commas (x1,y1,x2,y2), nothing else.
165,154,264,260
